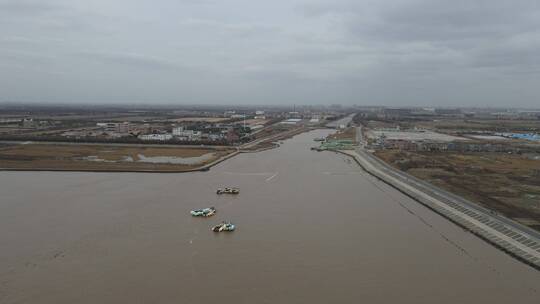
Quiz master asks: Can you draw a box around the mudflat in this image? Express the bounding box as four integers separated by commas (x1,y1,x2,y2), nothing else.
0,144,233,172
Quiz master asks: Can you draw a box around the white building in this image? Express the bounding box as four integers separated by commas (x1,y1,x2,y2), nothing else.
138,134,173,141
208,134,223,141
280,118,302,125
172,126,184,136
172,128,201,140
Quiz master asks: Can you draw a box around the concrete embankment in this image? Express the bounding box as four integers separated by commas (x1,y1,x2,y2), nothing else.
337,149,540,270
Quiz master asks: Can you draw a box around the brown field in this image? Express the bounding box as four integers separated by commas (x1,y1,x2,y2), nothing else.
327,127,356,142
375,150,540,231
0,144,234,172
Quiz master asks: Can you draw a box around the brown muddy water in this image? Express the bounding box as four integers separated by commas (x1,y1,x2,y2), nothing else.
0,130,539,303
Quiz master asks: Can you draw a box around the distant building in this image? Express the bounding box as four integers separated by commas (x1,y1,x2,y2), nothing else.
172,126,184,136
172,127,202,140
518,111,540,119
381,108,413,119
309,114,321,123
22,118,34,128
288,112,301,119
0,118,22,124
96,122,131,133
280,118,302,125
435,108,462,116
138,134,172,141
224,110,236,117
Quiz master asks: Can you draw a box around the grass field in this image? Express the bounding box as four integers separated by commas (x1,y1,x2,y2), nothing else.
0,144,234,172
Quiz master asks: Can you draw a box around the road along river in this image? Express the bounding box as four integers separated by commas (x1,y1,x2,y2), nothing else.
0,129,539,303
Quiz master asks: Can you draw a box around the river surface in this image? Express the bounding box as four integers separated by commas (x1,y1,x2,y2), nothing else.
1,130,539,303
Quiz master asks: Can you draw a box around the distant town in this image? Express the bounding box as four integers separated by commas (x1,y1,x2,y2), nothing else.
0,104,342,145
1,104,539,146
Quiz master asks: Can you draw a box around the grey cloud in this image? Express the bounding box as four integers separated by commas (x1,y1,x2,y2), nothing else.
181,18,279,38
0,49,57,66
76,51,185,71
301,0,539,43
0,0,60,14
267,46,365,64
1,0,539,107
470,44,540,69
299,1,540,72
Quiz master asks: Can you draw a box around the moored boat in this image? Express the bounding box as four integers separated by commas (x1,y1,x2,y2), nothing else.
190,207,216,217
211,221,236,232
216,187,240,195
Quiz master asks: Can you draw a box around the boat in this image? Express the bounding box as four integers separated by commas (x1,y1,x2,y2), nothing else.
190,207,216,217
314,137,325,142
216,187,240,195
211,221,236,232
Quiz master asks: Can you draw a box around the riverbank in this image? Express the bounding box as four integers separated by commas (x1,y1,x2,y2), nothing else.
0,126,313,173
336,148,540,270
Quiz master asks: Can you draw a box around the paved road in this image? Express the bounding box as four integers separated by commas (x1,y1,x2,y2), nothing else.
356,125,365,146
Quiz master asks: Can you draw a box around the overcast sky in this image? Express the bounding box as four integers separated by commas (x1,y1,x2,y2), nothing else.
1,0,539,107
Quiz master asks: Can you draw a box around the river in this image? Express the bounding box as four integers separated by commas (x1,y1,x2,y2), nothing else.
0,129,538,303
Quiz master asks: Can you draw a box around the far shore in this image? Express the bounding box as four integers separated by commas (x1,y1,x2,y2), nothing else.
0,126,316,173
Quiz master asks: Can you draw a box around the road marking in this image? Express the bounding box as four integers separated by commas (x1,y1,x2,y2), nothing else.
265,172,278,182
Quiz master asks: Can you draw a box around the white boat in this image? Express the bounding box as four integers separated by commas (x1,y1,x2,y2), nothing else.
190,207,216,217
